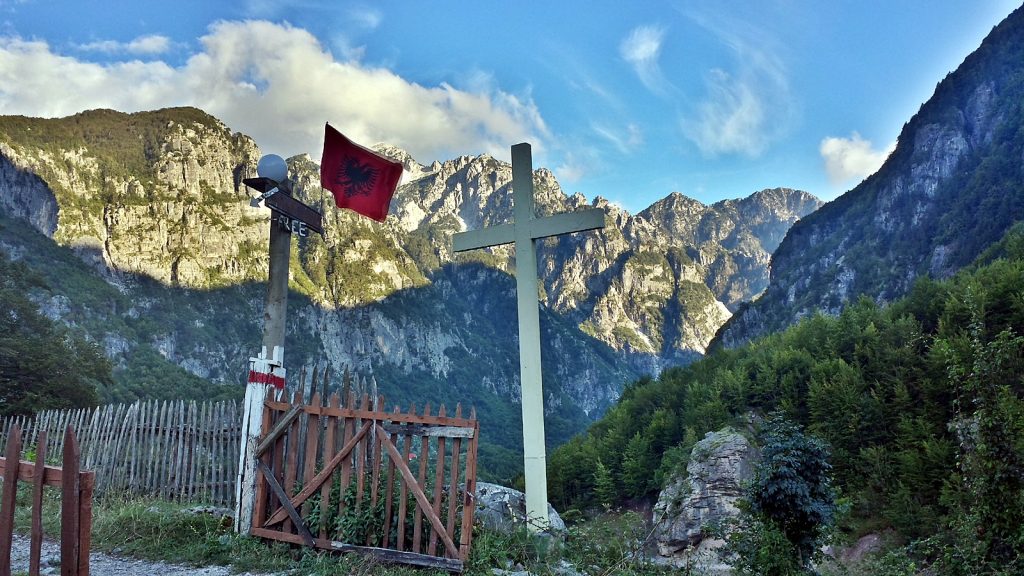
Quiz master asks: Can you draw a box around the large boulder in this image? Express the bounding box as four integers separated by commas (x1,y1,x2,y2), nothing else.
474,482,566,534
652,428,759,570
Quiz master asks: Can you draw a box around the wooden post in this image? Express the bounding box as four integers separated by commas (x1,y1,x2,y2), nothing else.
31,431,48,575
0,424,21,576
237,176,293,533
61,426,81,576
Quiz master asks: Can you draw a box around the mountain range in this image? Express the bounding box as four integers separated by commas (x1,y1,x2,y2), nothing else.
0,109,818,478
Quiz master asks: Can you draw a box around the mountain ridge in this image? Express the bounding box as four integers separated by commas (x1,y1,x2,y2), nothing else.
714,5,1024,348
0,106,820,477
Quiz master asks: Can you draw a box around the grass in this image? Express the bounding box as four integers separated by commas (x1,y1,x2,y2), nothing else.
8,486,674,575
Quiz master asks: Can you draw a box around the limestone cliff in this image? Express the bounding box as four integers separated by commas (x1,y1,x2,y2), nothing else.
0,109,265,288
716,6,1024,348
0,106,818,472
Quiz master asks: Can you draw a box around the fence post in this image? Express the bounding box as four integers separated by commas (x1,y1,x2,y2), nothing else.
61,426,82,576
0,424,23,576
78,472,94,576
31,431,49,574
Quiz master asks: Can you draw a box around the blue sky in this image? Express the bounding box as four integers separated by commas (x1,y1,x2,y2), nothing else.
0,1,1019,213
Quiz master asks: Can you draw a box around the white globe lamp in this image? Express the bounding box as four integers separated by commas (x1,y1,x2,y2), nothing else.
257,154,288,184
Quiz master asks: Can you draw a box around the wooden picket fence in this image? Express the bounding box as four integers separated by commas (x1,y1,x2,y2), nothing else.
0,425,93,576
0,400,240,507
251,390,479,572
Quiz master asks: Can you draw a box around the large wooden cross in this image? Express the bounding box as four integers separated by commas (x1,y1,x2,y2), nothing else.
452,143,605,530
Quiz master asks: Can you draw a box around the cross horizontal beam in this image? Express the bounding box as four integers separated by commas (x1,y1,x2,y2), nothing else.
451,208,604,252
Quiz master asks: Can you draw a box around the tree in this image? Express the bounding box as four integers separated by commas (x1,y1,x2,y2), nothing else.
620,432,653,497
747,415,838,569
593,459,617,509
0,252,109,416
936,285,1024,569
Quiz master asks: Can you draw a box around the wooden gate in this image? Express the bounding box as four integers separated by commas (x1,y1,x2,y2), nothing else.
250,390,479,572
0,425,93,576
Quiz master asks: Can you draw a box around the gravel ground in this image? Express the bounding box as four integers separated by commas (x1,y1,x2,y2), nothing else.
7,534,269,575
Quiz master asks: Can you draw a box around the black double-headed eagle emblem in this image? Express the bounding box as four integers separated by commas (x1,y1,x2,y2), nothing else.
335,156,379,198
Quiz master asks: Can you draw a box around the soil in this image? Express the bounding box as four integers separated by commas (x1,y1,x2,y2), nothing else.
7,534,273,576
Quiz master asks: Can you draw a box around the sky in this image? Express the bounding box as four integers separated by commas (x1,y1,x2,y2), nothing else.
0,1,1019,213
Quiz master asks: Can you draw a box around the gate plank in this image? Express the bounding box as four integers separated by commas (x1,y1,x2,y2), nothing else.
264,422,372,527
412,403,431,554
318,394,339,539
255,405,302,458
446,406,463,541
396,403,415,552
282,392,303,535
376,426,459,559
428,406,447,557
354,394,369,520
380,424,474,438
366,396,384,547
250,528,463,572
300,393,321,518
255,461,315,547
336,392,355,530
381,406,400,549
459,412,479,561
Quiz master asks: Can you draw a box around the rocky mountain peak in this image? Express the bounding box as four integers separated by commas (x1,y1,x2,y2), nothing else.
0,104,824,455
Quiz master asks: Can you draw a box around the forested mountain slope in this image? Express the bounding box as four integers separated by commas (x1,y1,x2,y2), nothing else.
551,223,1024,569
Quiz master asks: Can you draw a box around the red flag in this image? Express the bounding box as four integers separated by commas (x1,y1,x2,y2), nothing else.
320,123,403,222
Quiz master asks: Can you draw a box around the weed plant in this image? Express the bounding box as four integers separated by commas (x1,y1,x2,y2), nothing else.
9,490,685,575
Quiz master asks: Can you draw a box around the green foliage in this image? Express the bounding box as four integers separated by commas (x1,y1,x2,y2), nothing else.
0,250,109,416
109,344,242,403
747,415,837,568
0,107,226,185
14,488,672,575
560,511,672,575
0,214,249,405
720,512,805,576
592,459,617,508
934,284,1024,568
550,224,1024,567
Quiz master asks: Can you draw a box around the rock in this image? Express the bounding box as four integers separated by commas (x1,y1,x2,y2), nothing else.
839,532,886,563
474,482,566,534
652,428,759,570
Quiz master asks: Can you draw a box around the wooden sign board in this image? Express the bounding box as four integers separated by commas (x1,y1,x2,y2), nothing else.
243,177,325,236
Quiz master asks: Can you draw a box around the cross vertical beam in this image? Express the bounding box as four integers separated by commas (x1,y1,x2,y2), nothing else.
510,144,547,531
452,143,605,530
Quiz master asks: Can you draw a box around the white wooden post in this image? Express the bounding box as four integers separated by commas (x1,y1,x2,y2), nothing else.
451,143,605,530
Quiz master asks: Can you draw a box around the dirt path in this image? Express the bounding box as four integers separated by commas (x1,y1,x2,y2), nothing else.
7,534,268,575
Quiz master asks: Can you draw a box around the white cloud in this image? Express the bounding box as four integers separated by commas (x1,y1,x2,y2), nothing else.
554,159,587,184
619,25,670,95
77,34,171,55
348,6,383,30
0,21,548,165
680,18,793,157
592,121,642,154
820,132,895,184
